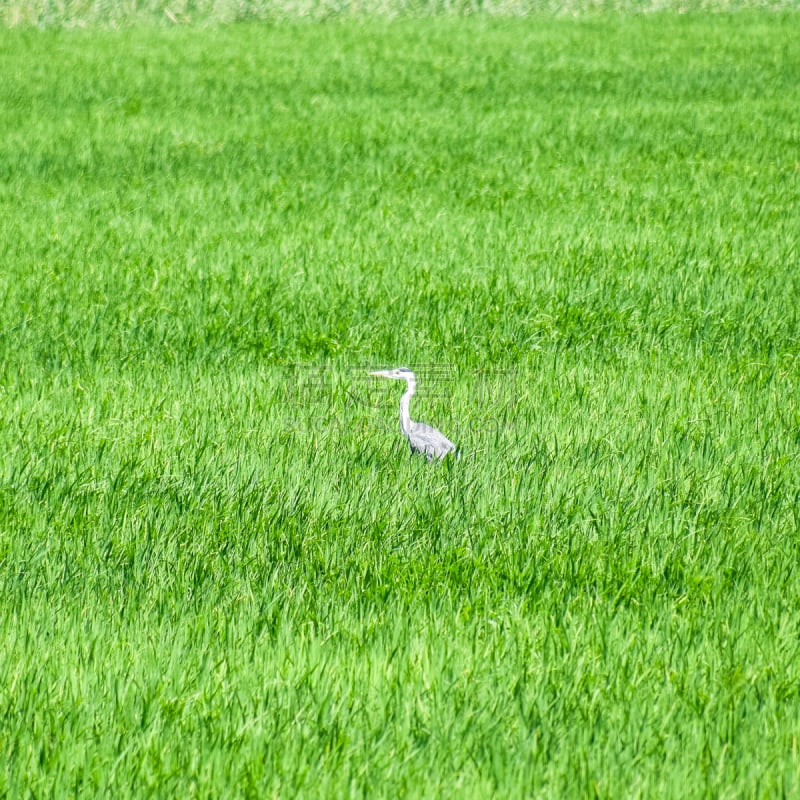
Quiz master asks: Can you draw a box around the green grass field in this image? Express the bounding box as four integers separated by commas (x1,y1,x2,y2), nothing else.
1,11,800,798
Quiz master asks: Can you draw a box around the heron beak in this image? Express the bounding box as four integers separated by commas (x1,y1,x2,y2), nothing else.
369,370,391,378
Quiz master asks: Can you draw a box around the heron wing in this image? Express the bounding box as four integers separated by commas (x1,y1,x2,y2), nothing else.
408,422,456,459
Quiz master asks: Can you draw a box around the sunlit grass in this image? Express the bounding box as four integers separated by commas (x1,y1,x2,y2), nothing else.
1,13,799,798
3,0,799,28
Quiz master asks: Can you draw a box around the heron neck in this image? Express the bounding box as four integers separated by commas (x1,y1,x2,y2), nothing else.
399,377,416,436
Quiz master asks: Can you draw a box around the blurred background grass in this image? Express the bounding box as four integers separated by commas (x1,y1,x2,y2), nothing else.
3,0,800,27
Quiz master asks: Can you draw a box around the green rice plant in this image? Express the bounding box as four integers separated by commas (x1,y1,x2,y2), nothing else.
0,13,799,798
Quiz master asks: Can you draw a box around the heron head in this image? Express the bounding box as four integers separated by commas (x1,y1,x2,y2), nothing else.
369,367,415,381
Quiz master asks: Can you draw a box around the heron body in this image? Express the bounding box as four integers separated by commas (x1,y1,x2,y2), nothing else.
369,367,457,461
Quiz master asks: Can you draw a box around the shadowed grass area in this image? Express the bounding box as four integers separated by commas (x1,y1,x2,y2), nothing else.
1,13,799,798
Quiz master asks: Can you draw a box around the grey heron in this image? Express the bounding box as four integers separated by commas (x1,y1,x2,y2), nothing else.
369,367,458,461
